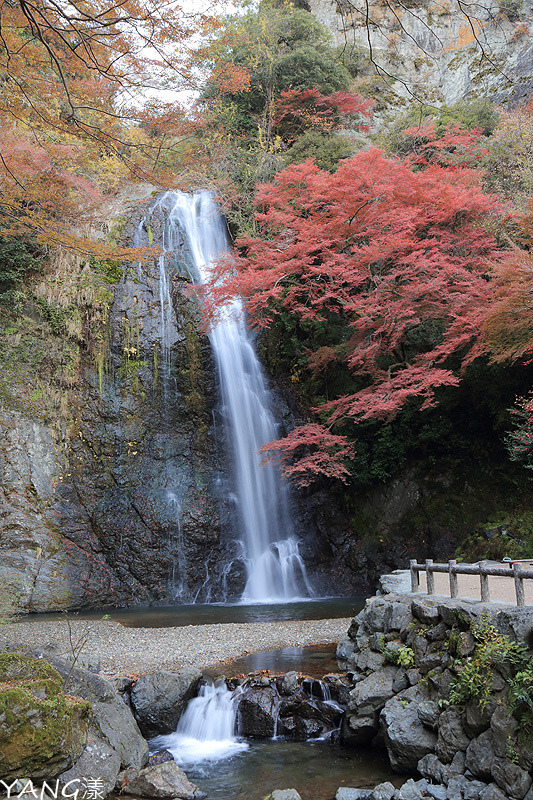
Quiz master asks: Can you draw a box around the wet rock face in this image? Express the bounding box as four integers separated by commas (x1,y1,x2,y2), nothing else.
236,672,347,740
0,200,240,610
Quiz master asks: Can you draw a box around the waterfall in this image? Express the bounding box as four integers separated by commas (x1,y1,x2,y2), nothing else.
151,190,313,604
150,680,247,763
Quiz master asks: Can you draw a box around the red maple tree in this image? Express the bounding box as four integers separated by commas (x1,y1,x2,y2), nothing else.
205,138,505,484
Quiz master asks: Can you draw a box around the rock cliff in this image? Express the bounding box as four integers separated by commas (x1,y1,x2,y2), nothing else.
310,0,533,112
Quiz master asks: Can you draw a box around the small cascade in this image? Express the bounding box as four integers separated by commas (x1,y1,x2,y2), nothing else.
149,190,313,603
150,680,247,763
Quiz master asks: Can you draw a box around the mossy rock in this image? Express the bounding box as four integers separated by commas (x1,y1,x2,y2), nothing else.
0,654,91,780
0,652,63,683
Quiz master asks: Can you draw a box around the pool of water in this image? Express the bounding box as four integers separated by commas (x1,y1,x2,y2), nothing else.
179,739,402,800
23,598,364,628
205,643,341,679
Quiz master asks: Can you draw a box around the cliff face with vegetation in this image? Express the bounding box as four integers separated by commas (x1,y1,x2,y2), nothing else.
0,192,232,611
310,0,533,113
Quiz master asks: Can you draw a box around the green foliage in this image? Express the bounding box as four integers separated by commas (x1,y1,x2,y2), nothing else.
449,614,527,708
90,257,123,285
383,642,416,667
505,396,533,469
509,662,533,718
0,235,42,296
385,98,499,158
286,131,353,171
204,6,350,134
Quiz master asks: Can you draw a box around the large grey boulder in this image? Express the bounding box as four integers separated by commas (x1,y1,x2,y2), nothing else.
0,654,90,781
371,784,396,800
398,779,423,799
342,712,380,745
436,707,470,763
237,685,279,738
480,784,511,800
45,655,149,778
131,669,202,738
380,689,437,772
122,761,206,799
59,738,121,798
417,754,450,785
465,730,494,781
495,608,533,645
348,667,399,717
491,757,532,799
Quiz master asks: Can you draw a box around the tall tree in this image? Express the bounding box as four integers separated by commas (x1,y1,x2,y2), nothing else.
203,132,505,483
0,0,229,252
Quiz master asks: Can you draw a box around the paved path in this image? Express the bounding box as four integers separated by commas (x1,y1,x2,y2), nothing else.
416,568,533,605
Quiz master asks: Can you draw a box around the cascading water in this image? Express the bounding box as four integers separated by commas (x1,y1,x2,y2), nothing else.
150,680,247,763
151,190,313,603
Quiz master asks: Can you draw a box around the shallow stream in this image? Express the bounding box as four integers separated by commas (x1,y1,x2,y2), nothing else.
174,739,402,800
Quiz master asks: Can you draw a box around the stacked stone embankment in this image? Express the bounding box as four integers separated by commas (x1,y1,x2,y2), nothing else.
336,589,533,800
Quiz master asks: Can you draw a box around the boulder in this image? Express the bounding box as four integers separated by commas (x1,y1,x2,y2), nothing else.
436,707,470,763
384,601,413,632
44,655,149,778
337,636,356,661
342,713,380,745
122,761,206,799
398,779,424,799
59,736,121,798
417,754,450,785
281,672,300,696
411,600,440,625
463,780,489,800
464,697,496,738
491,757,532,799
348,667,399,717
335,789,372,800
371,783,396,800
131,669,202,739
480,784,511,800
0,654,90,780
380,689,437,772
495,608,533,647
417,701,439,729
238,685,279,738
465,730,494,781
268,792,302,800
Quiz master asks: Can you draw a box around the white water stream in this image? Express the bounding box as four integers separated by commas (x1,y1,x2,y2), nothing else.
150,680,247,763
151,191,313,603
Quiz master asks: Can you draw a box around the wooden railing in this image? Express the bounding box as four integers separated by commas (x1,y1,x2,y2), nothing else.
409,559,533,607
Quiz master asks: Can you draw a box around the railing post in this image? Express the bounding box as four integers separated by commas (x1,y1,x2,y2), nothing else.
410,559,419,593
449,559,458,598
480,560,490,602
514,563,525,608
426,559,434,594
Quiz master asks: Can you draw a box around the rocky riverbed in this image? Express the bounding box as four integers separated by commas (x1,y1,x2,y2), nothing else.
0,617,351,676
3,588,533,800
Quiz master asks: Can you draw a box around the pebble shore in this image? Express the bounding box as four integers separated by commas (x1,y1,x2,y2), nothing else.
0,617,351,677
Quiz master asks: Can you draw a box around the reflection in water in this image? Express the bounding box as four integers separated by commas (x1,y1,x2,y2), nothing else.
205,644,340,680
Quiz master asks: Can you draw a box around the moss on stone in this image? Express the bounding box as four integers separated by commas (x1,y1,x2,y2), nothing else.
0,655,91,779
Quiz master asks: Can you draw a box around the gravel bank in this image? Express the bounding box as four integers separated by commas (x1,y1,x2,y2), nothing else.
0,617,351,677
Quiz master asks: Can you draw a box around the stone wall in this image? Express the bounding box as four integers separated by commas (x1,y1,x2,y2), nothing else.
337,588,533,800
